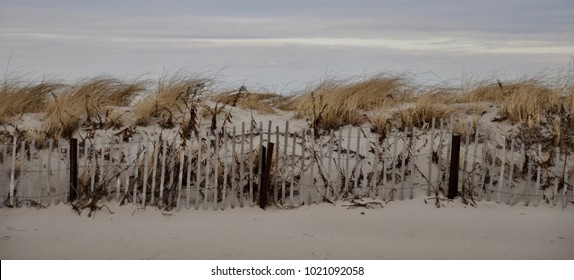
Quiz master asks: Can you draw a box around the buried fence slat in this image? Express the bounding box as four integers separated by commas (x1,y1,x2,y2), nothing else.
372,134,380,198
344,127,352,195
99,140,106,197
534,144,542,207
316,128,323,204
67,139,76,203
214,131,220,211
488,131,497,201
535,161,542,207
553,147,560,207
222,129,229,210
28,140,35,203
427,117,436,196
274,125,280,204
363,130,370,196
195,133,203,210
380,137,388,200
133,137,142,205
336,129,343,199
445,114,455,183
470,124,480,194
240,123,246,207
290,131,297,207
327,130,334,201
108,138,115,199
496,136,507,203
186,137,194,210
257,122,264,206
124,137,133,199
462,122,471,188
231,127,237,209
159,139,168,207
55,142,61,204
409,127,417,200
524,147,533,206
82,140,88,186
1,141,7,208
46,139,53,206
204,131,211,210
90,142,96,194
400,127,407,201
19,140,27,202
563,157,569,208
248,123,254,207
281,121,289,205
38,150,44,204
116,138,123,202
520,143,526,174
150,135,160,205
142,141,150,209
507,138,515,204
354,127,361,194
177,145,185,212
391,130,398,201
65,141,71,203
167,137,177,206
300,129,306,206
478,127,489,201
436,119,445,193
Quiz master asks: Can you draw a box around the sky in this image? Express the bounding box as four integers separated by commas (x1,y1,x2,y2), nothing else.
1,0,573,91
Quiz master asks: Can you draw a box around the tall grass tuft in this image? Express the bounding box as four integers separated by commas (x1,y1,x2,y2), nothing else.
295,74,414,131
133,74,209,127
44,77,145,139
457,77,561,126
212,90,296,114
0,80,62,124
399,93,453,129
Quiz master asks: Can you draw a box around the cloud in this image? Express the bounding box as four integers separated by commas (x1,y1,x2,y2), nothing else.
1,0,572,88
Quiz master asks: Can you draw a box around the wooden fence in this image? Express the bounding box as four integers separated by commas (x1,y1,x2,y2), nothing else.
1,117,573,210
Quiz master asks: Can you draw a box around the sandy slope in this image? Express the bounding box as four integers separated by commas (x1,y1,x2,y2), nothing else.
1,199,572,260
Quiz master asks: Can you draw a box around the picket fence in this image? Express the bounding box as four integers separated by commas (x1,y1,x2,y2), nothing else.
1,117,573,210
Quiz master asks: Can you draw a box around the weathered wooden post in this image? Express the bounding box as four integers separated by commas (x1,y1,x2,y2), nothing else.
448,134,461,199
259,142,274,209
69,138,78,202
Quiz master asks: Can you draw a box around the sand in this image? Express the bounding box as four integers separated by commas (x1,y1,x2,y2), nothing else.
1,198,572,260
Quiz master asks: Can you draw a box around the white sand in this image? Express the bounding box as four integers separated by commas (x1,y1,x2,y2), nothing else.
1,199,572,260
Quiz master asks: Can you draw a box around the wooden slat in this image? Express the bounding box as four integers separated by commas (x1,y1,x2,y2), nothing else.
186,137,194,210
427,117,435,196
300,129,306,206
240,123,246,207
222,129,228,210
399,128,407,201
204,131,211,210
496,136,506,203
142,141,150,208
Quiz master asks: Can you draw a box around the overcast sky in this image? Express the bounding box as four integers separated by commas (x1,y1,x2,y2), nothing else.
1,0,573,90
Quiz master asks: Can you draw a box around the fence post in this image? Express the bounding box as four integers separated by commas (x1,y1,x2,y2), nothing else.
259,142,274,209
448,134,461,199
69,138,78,202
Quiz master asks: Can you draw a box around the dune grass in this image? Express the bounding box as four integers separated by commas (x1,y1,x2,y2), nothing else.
44,77,145,139
0,80,62,124
133,75,209,127
294,74,415,131
212,90,296,115
456,77,562,126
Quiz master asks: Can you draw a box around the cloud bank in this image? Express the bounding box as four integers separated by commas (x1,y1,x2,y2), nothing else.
1,0,573,89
